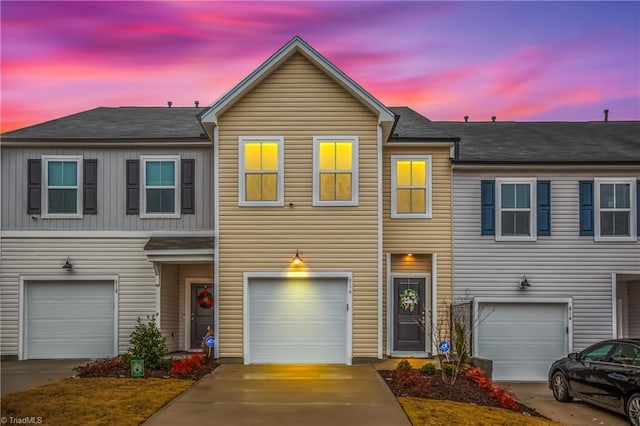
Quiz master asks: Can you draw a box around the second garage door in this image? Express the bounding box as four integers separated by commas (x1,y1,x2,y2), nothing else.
476,302,568,381
247,278,348,364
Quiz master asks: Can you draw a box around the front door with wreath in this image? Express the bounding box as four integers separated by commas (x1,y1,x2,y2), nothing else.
393,278,426,352
191,284,214,349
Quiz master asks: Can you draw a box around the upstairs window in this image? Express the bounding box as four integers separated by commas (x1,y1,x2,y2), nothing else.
141,155,180,218
495,178,536,241
239,137,283,206
42,155,82,218
594,178,637,240
391,155,431,218
313,137,358,206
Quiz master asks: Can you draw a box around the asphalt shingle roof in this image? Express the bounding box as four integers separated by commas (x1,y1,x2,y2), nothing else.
144,237,214,251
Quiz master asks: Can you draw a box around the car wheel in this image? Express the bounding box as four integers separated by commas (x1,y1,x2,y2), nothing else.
627,393,640,426
551,371,573,402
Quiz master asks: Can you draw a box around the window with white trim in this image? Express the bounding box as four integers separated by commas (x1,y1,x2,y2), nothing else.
239,137,284,206
391,155,432,218
42,155,82,218
313,137,358,206
496,178,536,240
141,155,180,218
595,178,636,240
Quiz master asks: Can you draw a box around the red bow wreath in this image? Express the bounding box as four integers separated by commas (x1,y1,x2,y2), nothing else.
197,290,214,309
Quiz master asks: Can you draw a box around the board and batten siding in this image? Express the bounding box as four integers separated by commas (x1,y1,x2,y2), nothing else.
453,170,640,351
217,53,380,359
628,283,640,336
1,146,213,230
0,237,157,356
382,146,453,350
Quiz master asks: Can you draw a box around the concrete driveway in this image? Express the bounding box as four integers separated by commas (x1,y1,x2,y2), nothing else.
509,382,628,426
1,359,87,395
143,364,410,426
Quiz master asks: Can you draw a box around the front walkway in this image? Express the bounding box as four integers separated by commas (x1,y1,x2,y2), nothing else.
143,364,411,426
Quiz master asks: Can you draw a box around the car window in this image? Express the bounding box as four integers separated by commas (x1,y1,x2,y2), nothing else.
581,343,615,362
609,343,640,366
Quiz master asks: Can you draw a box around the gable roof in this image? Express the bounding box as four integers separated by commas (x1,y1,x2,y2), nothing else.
1,107,207,142
199,36,396,140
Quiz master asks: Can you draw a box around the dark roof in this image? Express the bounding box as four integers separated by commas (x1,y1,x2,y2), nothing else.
144,237,214,251
1,107,208,140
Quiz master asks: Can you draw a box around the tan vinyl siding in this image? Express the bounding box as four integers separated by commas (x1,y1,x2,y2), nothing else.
217,53,380,359
160,264,180,352
383,146,453,351
391,254,432,273
0,237,157,356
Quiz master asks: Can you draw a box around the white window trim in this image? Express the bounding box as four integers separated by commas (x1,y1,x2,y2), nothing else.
41,155,83,219
312,136,359,206
238,136,284,207
594,177,637,242
140,155,181,219
390,155,432,219
495,178,537,242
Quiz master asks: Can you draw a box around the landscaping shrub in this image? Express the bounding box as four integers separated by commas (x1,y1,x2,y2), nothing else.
123,314,168,370
171,352,206,377
396,359,413,371
442,363,457,375
420,363,437,376
74,357,124,377
465,367,519,410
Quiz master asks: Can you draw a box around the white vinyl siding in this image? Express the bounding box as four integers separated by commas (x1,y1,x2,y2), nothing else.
594,178,637,241
238,137,284,207
495,178,536,241
312,136,358,206
453,170,640,353
391,155,432,219
140,155,180,218
42,155,82,219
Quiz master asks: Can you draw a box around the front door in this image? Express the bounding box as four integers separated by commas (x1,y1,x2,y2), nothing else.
190,283,214,349
393,278,426,352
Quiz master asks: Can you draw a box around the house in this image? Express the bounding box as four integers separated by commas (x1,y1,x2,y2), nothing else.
0,37,454,363
437,120,639,380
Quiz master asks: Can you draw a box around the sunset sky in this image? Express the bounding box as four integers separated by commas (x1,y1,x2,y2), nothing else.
1,1,639,133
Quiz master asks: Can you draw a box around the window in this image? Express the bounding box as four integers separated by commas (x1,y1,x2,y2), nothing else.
239,137,283,206
141,155,180,218
595,178,636,240
391,155,431,218
581,343,615,362
496,178,536,240
42,155,82,218
609,343,640,366
313,137,358,206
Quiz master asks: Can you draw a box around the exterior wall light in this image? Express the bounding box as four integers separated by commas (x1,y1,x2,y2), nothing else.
519,274,530,289
62,257,73,271
292,249,303,265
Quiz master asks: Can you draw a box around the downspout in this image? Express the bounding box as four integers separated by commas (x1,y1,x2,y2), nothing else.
213,125,220,359
377,123,383,359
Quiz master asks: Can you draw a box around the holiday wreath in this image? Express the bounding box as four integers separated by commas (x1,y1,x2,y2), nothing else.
399,289,420,312
197,289,214,309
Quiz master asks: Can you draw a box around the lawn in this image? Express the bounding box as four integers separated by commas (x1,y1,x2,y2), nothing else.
0,377,192,426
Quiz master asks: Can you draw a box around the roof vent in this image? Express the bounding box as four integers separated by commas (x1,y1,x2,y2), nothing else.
604,109,609,122
195,100,200,107
491,116,496,122
167,101,173,108
464,115,469,122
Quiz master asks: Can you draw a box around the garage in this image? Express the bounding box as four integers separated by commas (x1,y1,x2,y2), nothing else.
25,281,115,359
475,301,569,381
246,277,349,364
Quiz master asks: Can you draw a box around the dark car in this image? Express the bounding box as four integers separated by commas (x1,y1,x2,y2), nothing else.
548,338,640,425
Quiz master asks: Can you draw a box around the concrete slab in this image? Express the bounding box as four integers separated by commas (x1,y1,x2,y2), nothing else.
509,382,628,426
143,364,411,426
1,359,88,395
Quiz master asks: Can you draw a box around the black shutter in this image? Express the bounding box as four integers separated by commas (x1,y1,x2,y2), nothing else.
126,160,140,215
480,180,495,235
181,159,195,214
536,181,551,236
27,159,41,214
83,159,98,214
579,180,594,236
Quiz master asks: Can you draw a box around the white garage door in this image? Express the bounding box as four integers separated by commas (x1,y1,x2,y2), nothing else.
26,281,115,359
476,302,568,381
248,278,348,364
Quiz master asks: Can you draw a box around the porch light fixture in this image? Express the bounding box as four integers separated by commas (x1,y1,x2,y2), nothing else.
292,249,303,266
519,274,530,289
62,257,73,271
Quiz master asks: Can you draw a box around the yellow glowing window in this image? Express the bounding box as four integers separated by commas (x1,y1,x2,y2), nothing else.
318,141,353,202
243,141,280,202
394,158,429,215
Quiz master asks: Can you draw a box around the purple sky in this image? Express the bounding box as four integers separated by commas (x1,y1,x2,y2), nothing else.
1,1,639,132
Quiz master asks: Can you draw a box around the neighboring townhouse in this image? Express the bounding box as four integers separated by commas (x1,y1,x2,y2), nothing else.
440,120,639,380
1,36,454,363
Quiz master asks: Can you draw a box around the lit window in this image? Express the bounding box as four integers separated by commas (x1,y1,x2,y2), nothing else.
496,178,536,240
595,178,636,240
239,137,283,206
42,155,82,218
141,155,180,218
391,156,431,218
313,137,358,205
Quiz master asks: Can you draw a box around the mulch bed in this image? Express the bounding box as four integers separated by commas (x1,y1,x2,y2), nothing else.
379,369,545,418
74,356,217,380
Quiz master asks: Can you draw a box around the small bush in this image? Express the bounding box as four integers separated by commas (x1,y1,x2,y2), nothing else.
171,352,206,376
442,363,457,375
125,314,168,370
396,359,413,371
74,357,124,377
420,363,436,376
